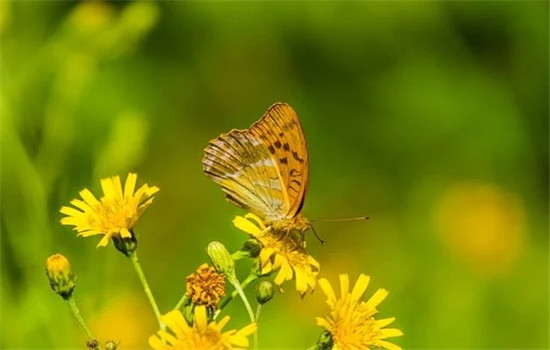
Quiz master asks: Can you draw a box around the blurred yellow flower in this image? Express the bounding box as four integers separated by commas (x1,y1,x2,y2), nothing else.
90,293,157,349
434,182,526,275
233,213,320,295
317,274,403,350
149,306,256,350
186,263,226,308
60,173,159,247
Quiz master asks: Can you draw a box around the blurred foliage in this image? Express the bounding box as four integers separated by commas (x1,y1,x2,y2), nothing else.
1,1,548,349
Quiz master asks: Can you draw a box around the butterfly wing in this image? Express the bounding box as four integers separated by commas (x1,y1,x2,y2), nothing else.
249,103,309,218
202,103,309,220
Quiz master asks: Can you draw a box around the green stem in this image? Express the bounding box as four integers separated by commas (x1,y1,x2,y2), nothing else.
254,304,262,350
218,274,258,311
305,345,319,350
65,297,95,340
174,294,190,310
128,252,163,329
232,278,255,324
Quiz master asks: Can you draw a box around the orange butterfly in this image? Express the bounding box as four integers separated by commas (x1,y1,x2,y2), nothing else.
202,103,311,234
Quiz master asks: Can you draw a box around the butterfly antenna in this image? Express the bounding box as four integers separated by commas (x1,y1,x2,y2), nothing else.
311,216,370,223
310,224,325,245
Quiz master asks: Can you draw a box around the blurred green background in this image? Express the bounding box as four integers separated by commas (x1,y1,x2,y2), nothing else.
1,1,548,349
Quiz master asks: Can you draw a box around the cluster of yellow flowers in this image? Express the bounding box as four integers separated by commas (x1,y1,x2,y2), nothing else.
46,173,402,350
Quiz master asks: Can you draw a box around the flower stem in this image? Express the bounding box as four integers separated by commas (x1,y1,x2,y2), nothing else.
217,274,258,312
65,296,95,341
232,278,256,324
305,345,319,350
174,294,190,310
253,304,262,350
128,252,164,329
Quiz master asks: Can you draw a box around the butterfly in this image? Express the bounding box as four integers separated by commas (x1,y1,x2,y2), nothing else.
202,102,311,235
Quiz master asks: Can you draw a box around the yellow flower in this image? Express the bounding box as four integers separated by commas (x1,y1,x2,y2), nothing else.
186,264,226,308
233,213,320,295
149,306,257,350
317,274,403,350
60,173,159,247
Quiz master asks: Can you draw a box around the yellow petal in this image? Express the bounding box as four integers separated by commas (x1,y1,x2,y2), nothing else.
155,330,177,346
244,212,266,230
124,173,138,197
120,227,132,238
318,278,336,303
367,288,388,309
100,177,116,198
350,274,370,302
216,316,231,331
149,335,170,349
316,317,332,330
377,317,396,328
380,328,404,339
111,175,123,199
96,234,111,247
235,322,257,337
161,310,188,338
79,188,100,206
60,206,84,217
194,305,208,332
377,340,402,350
233,216,262,235
339,274,349,299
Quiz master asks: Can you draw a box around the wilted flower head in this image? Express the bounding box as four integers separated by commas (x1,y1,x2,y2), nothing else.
186,263,226,309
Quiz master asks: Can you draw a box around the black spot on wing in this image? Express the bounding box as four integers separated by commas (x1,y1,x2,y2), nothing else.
292,151,304,163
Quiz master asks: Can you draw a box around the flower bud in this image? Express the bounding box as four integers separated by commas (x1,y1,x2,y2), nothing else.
255,280,274,305
112,234,137,257
207,242,236,281
46,254,76,299
86,339,100,350
241,238,262,258
104,340,119,350
317,330,333,350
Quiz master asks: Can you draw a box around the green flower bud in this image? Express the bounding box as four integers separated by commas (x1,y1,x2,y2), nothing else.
255,280,274,305
317,330,333,350
207,242,236,282
104,340,119,350
112,234,137,257
46,254,76,299
241,238,262,258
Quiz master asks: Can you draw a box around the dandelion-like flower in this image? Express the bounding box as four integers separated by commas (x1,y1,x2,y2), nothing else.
60,173,159,247
233,213,320,295
317,274,403,350
149,306,257,350
186,263,226,308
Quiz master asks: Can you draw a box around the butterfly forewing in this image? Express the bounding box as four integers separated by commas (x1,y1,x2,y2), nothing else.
249,103,309,218
202,103,309,221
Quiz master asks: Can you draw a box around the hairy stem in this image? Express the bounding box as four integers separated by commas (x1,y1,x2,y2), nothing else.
65,297,95,341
